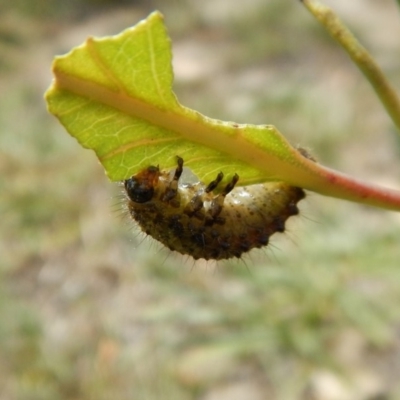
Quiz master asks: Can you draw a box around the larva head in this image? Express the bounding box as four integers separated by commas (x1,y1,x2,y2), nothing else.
124,166,160,203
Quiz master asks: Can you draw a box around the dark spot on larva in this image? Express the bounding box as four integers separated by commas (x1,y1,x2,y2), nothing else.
233,249,242,258
298,188,306,199
219,240,231,250
240,241,251,251
272,216,286,233
191,232,205,246
215,216,225,225
210,249,220,259
258,235,269,246
193,210,206,221
287,204,299,216
169,220,184,237
154,212,164,225
210,229,219,239
204,216,214,227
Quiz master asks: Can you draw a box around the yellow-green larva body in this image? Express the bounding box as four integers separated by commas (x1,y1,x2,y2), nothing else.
124,157,305,260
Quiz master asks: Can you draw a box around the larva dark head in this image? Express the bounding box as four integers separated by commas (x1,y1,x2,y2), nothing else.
124,166,160,203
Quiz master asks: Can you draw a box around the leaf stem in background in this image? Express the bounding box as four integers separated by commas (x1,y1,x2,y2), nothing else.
301,0,400,133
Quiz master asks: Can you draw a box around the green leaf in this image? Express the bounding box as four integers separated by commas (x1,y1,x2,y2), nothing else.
45,11,315,186
45,11,400,211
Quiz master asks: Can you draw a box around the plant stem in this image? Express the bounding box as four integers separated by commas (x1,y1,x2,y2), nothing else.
301,0,400,133
302,161,400,211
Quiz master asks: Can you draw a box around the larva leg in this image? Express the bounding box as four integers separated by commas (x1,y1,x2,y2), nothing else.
205,172,224,193
209,174,239,219
221,173,239,196
185,172,223,216
173,156,184,180
162,156,184,203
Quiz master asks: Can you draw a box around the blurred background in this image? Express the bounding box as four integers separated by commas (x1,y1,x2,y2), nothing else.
2,0,400,399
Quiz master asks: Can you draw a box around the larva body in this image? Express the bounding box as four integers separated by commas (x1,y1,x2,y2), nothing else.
124,157,305,260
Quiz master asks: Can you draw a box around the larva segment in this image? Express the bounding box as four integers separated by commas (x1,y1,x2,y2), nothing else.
124,157,305,260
